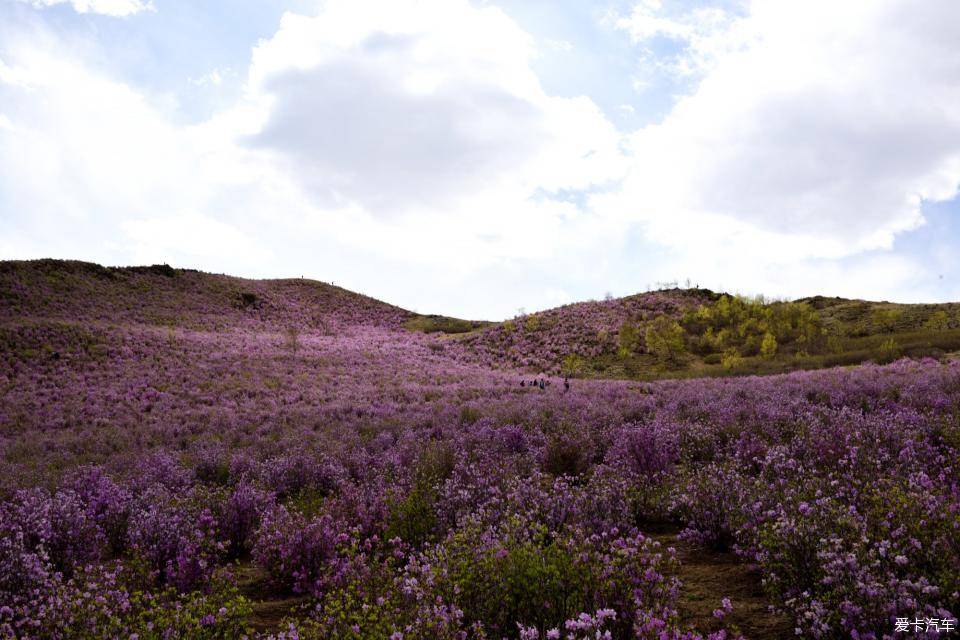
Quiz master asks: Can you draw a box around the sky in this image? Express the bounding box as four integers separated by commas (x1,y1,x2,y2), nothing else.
1,0,959,320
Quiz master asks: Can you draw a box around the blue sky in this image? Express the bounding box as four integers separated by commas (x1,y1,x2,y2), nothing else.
1,0,958,319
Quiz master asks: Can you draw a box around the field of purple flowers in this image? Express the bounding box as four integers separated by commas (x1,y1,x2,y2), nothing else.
1,261,958,639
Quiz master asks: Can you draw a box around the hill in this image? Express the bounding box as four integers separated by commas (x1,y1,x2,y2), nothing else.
0,259,411,332
452,288,714,373
1,259,958,639
451,289,960,380
5,259,960,382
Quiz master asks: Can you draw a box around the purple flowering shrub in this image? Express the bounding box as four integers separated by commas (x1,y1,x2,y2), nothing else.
737,456,960,636
260,452,345,501
282,515,736,640
605,421,679,522
252,505,352,596
542,431,596,479
0,560,252,640
382,459,448,549
61,466,132,556
191,443,233,486
6,488,107,576
607,422,679,480
214,480,275,559
130,452,193,493
286,540,475,640
126,487,227,592
669,463,749,551
0,517,52,621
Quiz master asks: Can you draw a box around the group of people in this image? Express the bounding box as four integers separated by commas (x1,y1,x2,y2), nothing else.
520,377,571,392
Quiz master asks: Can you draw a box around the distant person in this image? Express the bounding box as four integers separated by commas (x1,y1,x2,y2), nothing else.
520,380,525,387
539,379,545,390
564,377,570,392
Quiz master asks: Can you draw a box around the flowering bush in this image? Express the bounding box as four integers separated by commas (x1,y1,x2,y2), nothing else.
61,466,132,556
126,488,226,592
426,515,680,638
0,517,52,618
292,542,474,640
215,480,275,559
252,505,351,596
670,463,750,551
0,561,252,640
6,487,107,576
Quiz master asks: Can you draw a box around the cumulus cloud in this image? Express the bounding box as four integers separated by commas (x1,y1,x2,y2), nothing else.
16,0,154,17
1,0,959,317
0,0,629,316
0,42,266,272
240,0,626,213
606,0,960,263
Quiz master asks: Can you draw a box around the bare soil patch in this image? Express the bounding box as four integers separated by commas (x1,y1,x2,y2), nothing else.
644,524,794,640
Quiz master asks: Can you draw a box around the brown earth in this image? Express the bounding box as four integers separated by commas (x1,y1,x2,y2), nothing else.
645,524,795,640
235,563,312,634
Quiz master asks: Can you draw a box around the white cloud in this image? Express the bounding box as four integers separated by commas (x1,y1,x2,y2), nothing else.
231,0,627,216
0,43,266,273
0,1,629,317
122,215,269,263
1,0,959,318
0,58,35,88
602,0,960,266
544,286,572,305
17,0,154,17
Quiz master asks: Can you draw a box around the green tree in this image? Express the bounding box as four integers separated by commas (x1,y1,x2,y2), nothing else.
924,310,950,332
878,337,899,363
872,308,902,333
721,347,743,370
760,332,778,359
645,316,686,365
561,353,585,376
714,295,733,323
826,335,844,354
618,321,640,358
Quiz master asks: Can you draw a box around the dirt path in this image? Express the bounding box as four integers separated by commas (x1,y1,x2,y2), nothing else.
234,564,312,634
644,525,794,640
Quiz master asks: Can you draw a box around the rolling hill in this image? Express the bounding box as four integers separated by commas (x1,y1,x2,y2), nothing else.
1,259,958,639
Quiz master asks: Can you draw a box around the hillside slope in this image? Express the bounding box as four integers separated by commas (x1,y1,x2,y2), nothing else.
4,259,960,382
0,259,411,331
1,259,959,639
452,289,960,379
454,289,715,373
